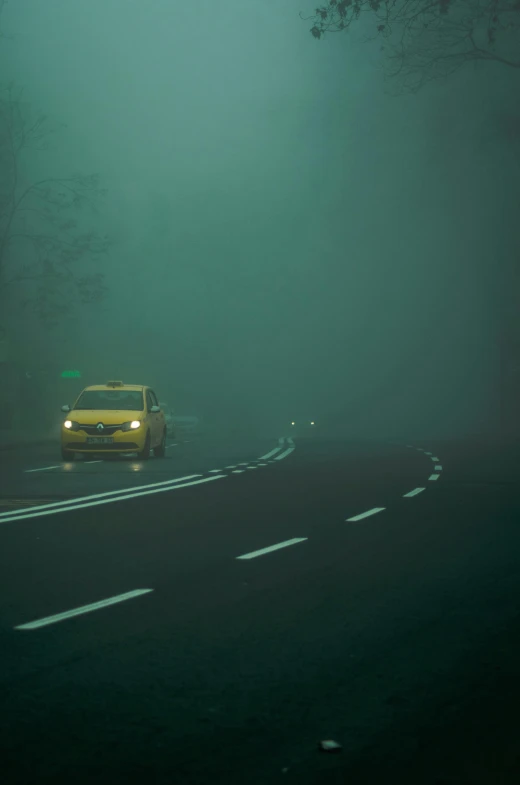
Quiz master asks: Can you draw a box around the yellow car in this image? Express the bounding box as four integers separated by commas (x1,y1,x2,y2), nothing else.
60,381,167,461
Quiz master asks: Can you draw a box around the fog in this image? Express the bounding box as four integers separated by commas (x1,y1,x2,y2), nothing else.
1,0,518,440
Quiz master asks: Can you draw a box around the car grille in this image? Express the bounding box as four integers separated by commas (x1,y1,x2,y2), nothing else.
78,424,123,436
68,442,139,451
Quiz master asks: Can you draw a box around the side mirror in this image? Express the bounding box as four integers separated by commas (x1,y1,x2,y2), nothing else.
61,404,71,413
150,405,161,413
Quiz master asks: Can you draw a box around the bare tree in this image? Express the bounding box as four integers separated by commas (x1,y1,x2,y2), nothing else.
0,84,110,324
302,0,520,92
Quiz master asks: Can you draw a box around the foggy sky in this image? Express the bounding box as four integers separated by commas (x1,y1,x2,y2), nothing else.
2,0,518,438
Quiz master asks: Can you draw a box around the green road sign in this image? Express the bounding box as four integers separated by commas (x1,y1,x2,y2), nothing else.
61,370,81,378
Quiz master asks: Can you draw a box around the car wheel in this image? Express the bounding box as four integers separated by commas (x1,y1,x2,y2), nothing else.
154,429,166,458
61,447,76,461
137,431,151,460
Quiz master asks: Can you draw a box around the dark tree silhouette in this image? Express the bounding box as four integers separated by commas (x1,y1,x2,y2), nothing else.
0,85,110,323
302,0,520,92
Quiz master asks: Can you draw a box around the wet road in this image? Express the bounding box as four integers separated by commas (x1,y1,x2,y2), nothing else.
0,434,519,784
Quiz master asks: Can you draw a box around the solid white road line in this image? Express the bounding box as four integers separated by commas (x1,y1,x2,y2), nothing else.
15,588,153,631
274,447,295,461
434,464,443,471
346,507,386,522
0,474,203,520
236,537,307,560
0,476,224,524
25,465,62,473
259,447,282,460
428,473,440,481
403,487,426,498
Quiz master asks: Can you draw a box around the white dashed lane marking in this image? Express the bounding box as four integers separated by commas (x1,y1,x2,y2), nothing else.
346,507,386,522
236,538,307,560
403,487,425,498
434,465,442,471
15,589,154,631
428,473,440,481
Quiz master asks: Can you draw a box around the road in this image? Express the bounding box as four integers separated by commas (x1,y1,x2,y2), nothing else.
0,433,519,785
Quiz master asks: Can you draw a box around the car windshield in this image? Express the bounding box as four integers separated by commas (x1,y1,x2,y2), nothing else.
74,390,144,411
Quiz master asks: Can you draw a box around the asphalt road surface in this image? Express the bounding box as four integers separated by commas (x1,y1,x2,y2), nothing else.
0,433,519,785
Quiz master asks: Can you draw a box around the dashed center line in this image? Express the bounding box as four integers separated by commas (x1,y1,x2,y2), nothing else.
236,538,307,560
434,464,442,471
346,507,386,522
232,470,245,474
15,589,153,631
428,473,440,481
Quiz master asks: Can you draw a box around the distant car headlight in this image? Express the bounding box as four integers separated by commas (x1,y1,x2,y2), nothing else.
122,420,141,431
63,420,80,431
310,421,315,426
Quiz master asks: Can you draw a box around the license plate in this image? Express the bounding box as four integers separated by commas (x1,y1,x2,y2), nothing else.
86,437,114,445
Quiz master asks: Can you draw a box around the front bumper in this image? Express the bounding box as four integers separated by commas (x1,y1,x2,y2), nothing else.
61,428,146,453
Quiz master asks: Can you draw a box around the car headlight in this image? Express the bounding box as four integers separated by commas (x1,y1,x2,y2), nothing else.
63,420,80,431
122,420,141,431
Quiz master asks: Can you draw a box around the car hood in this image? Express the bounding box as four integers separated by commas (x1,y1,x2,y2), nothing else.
69,409,144,425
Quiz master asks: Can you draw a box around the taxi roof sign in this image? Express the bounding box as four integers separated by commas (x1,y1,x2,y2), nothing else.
106,380,124,387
